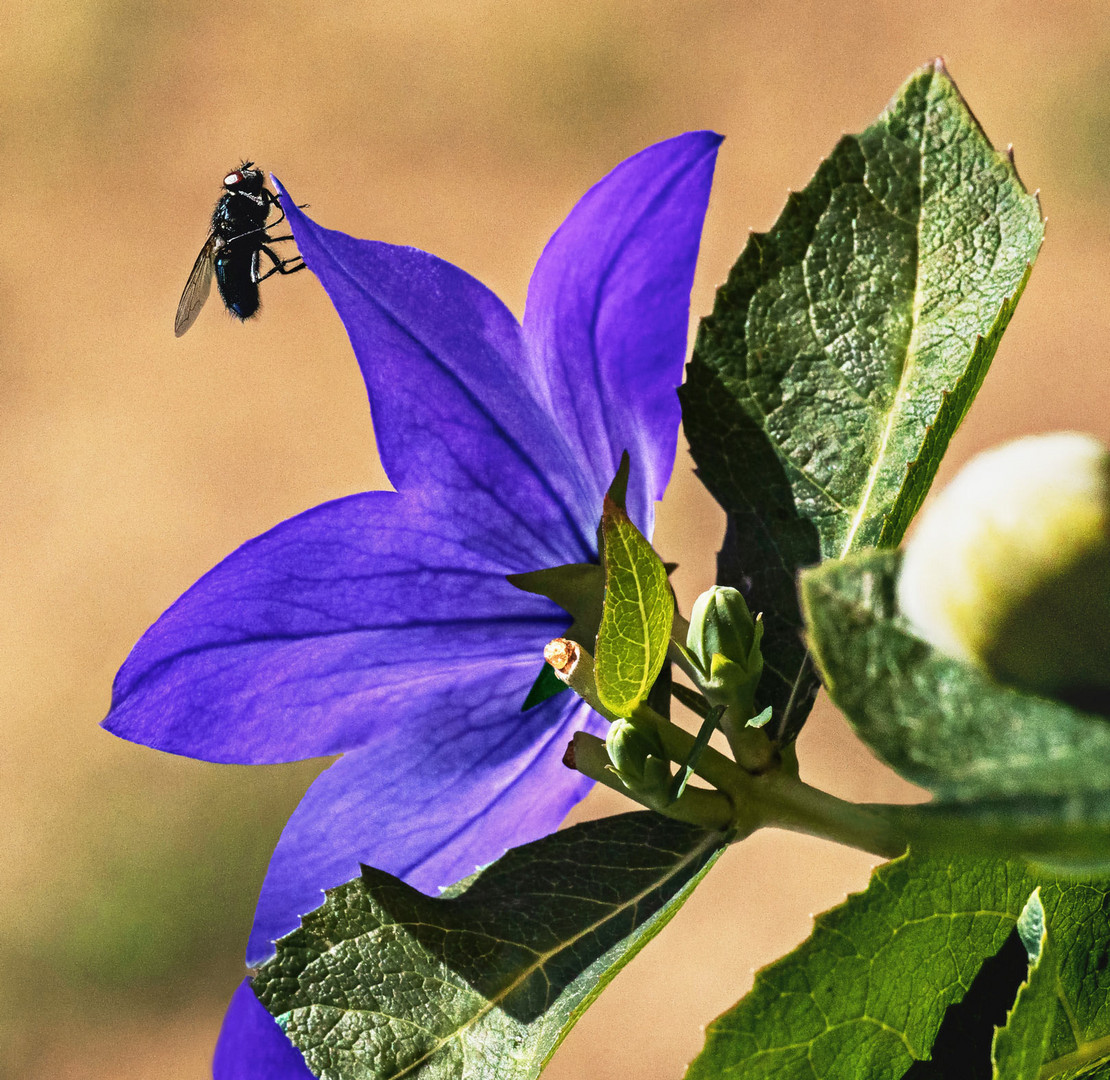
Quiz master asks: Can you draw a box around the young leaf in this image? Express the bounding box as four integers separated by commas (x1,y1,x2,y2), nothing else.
1007,884,1110,1079
521,660,570,710
594,478,675,717
800,550,1110,863
686,854,1110,1080
681,60,1044,743
253,812,726,1080
991,891,1056,1080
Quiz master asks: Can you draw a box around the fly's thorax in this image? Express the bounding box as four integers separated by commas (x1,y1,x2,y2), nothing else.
211,189,272,239
176,163,302,335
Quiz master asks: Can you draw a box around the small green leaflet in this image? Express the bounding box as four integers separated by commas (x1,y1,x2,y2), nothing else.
594,460,675,718
681,59,1044,743
685,854,1110,1080
991,891,1056,1080
253,812,726,1080
521,661,568,710
670,705,724,802
800,550,1110,864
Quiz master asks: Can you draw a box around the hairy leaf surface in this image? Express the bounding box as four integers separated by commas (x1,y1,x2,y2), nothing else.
253,812,725,1080
682,60,1044,741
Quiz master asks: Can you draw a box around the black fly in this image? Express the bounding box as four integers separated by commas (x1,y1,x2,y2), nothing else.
175,163,305,337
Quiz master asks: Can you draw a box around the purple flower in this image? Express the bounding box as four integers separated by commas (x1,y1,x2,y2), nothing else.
212,981,315,1079
105,133,719,1044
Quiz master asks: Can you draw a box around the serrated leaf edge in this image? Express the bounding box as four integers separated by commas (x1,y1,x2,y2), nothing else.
687,852,1031,1079
275,829,724,1080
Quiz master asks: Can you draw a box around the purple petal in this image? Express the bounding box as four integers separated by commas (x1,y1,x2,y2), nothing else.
212,980,313,1080
104,490,569,763
247,694,601,963
278,189,599,551
521,131,721,534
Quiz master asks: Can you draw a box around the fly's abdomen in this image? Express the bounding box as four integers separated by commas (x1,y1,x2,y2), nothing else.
214,247,261,320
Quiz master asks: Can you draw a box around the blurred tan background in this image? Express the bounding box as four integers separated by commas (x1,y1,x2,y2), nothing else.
3,1,1110,1076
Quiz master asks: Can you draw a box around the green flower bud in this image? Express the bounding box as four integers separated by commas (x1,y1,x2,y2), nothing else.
605,719,671,796
685,586,764,710
897,432,1110,709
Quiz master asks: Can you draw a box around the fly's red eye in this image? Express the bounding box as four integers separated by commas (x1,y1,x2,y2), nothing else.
223,171,242,187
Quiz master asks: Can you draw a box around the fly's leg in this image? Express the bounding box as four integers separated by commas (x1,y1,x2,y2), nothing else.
266,200,288,231
255,243,306,283
265,191,309,232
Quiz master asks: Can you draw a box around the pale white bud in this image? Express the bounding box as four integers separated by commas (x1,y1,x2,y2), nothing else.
897,432,1110,707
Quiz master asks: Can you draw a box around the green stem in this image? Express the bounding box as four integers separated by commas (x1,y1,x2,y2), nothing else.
750,773,908,860
548,639,741,793
549,637,905,861
634,707,751,795
719,703,777,774
637,713,904,858
569,733,735,830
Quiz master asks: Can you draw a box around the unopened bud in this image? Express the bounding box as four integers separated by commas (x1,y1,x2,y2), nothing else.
898,432,1110,709
686,586,764,710
605,719,671,796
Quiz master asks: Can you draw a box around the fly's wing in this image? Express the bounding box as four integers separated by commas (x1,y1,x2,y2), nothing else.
174,233,218,337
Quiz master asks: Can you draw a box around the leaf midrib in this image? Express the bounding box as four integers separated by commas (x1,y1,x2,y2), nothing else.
616,523,654,707
838,70,933,558
777,76,935,737
1038,1030,1110,1079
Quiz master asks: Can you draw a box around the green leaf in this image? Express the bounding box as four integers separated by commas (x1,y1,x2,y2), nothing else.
253,812,726,1080
670,705,724,801
800,550,1110,862
881,797,1110,871
594,487,675,718
686,854,1110,1080
801,550,1110,800
905,924,1033,1079
681,59,1044,743
507,562,606,651
992,883,1110,1079
992,891,1055,1080
1018,887,1110,1079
